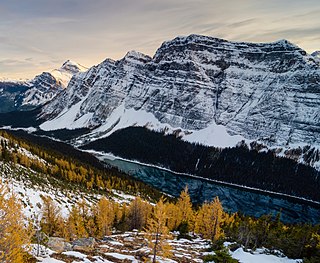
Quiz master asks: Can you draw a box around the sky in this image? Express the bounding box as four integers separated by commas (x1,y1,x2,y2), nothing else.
0,0,319,79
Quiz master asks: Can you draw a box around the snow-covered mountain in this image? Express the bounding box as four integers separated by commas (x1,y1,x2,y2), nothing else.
22,60,88,108
0,60,87,112
51,60,88,88
311,50,320,58
39,35,319,153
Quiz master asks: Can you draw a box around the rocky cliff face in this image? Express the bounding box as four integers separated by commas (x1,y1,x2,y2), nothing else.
40,35,320,146
0,81,30,113
0,60,87,112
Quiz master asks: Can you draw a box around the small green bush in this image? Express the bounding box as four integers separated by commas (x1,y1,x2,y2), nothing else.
203,249,239,263
303,256,320,263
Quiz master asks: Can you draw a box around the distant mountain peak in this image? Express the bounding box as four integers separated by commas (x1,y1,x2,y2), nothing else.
0,77,28,83
50,60,88,88
311,51,320,58
0,60,88,112
125,50,146,57
60,60,88,74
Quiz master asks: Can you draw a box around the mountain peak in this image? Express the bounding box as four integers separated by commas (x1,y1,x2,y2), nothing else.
154,34,305,62
123,50,152,62
49,60,88,88
0,77,27,83
311,51,320,58
159,34,302,51
59,60,88,74
272,39,300,49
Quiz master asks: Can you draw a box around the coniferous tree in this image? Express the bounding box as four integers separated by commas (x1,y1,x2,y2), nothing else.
145,197,172,263
176,186,194,233
165,202,180,231
195,197,224,241
0,182,31,263
95,197,115,237
40,196,62,237
127,197,151,230
66,205,88,240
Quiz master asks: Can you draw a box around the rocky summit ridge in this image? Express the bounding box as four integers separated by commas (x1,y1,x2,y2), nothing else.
39,34,319,150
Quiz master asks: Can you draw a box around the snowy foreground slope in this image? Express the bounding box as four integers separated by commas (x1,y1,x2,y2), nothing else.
0,133,137,219
31,234,302,263
38,34,320,168
0,160,135,219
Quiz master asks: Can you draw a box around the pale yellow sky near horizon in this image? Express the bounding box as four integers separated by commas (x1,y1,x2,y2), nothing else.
0,0,319,79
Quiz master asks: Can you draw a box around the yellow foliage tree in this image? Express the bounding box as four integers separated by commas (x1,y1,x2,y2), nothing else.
0,182,31,263
66,205,88,240
95,197,115,237
40,196,62,237
165,202,180,231
195,197,224,241
145,197,172,263
176,186,194,231
127,197,151,230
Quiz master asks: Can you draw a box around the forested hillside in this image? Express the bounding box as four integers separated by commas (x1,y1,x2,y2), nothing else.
82,127,320,202
0,129,163,201
0,129,320,262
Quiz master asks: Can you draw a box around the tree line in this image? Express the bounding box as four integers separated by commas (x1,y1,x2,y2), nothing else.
82,127,320,202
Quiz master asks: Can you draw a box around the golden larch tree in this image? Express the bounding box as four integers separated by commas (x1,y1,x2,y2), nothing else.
145,197,172,263
0,182,31,263
165,202,180,231
40,196,62,236
176,186,194,231
66,205,88,240
127,196,152,230
195,197,224,241
95,197,115,237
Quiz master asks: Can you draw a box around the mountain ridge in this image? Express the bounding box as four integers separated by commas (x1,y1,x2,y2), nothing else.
39,34,319,148
1,34,319,170
0,60,87,112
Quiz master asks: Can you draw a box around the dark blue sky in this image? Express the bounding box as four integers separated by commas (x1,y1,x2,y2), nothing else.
1,0,319,78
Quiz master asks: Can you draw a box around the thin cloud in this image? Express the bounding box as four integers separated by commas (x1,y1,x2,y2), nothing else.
227,19,258,28
0,0,319,78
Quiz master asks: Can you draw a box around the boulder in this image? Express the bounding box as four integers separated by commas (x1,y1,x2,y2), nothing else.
47,237,72,253
72,237,96,251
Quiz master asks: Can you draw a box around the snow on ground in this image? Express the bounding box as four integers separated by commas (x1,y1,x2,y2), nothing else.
40,99,94,131
39,258,66,263
30,231,302,263
1,151,139,219
230,247,302,263
184,121,245,148
111,189,136,204
72,104,245,149
1,126,37,133
105,252,139,262
0,161,98,218
62,251,88,259
0,134,141,220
